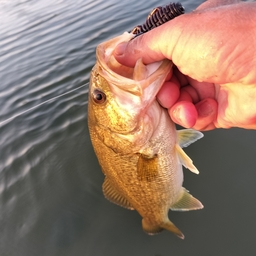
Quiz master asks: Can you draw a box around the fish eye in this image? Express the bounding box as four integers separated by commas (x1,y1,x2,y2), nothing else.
92,89,106,104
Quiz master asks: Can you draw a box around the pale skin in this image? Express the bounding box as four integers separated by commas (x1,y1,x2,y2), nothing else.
114,0,256,131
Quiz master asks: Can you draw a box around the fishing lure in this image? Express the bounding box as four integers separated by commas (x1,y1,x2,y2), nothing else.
131,2,185,36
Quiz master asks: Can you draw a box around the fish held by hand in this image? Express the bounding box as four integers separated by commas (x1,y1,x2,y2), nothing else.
88,32,204,239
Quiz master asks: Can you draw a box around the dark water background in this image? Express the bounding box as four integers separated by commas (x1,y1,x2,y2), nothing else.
1,0,256,255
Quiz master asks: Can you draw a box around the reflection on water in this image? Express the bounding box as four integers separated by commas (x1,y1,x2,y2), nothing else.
1,0,256,255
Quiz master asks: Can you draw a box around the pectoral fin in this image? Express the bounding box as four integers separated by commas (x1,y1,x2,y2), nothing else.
102,178,134,210
137,154,158,182
170,187,204,211
177,129,204,148
175,144,199,174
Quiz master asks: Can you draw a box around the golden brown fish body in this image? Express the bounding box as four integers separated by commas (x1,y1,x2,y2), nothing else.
88,32,203,239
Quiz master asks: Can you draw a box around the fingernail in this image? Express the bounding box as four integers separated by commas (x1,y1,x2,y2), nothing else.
171,105,183,125
114,42,127,56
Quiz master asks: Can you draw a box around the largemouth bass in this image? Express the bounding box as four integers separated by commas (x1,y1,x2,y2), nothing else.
88,32,204,239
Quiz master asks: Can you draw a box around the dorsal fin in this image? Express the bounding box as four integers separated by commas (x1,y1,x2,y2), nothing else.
102,178,134,210
170,187,204,211
177,129,204,148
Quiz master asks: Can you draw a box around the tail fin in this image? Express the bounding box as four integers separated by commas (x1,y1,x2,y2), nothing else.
142,218,184,239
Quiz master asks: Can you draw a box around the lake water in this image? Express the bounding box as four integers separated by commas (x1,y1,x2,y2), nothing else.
1,0,256,255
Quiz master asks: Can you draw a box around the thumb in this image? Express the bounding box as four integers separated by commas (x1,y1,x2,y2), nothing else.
113,19,180,67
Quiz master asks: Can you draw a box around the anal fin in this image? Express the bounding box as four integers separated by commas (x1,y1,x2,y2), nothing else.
102,178,134,210
176,144,199,174
137,154,158,182
170,187,204,211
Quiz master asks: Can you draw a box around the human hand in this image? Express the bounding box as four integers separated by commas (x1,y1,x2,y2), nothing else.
114,0,256,130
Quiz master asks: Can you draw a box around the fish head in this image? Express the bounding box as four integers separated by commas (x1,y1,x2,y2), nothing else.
88,32,172,145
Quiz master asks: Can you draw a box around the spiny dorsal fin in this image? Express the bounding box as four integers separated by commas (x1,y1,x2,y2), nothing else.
133,58,147,81
177,129,204,148
175,144,199,174
102,178,134,210
137,154,158,182
170,187,204,211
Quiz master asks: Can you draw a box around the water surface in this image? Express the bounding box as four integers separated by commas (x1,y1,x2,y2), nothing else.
1,0,256,255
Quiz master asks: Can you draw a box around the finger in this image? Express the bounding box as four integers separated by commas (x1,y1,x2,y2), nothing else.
169,99,218,130
157,81,180,109
114,35,164,67
114,18,182,67
178,89,193,102
192,98,218,130
180,86,199,103
173,67,188,86
169,101,198,128
186,77,216,100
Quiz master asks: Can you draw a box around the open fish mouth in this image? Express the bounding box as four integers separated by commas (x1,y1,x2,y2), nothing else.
96,32,172,107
